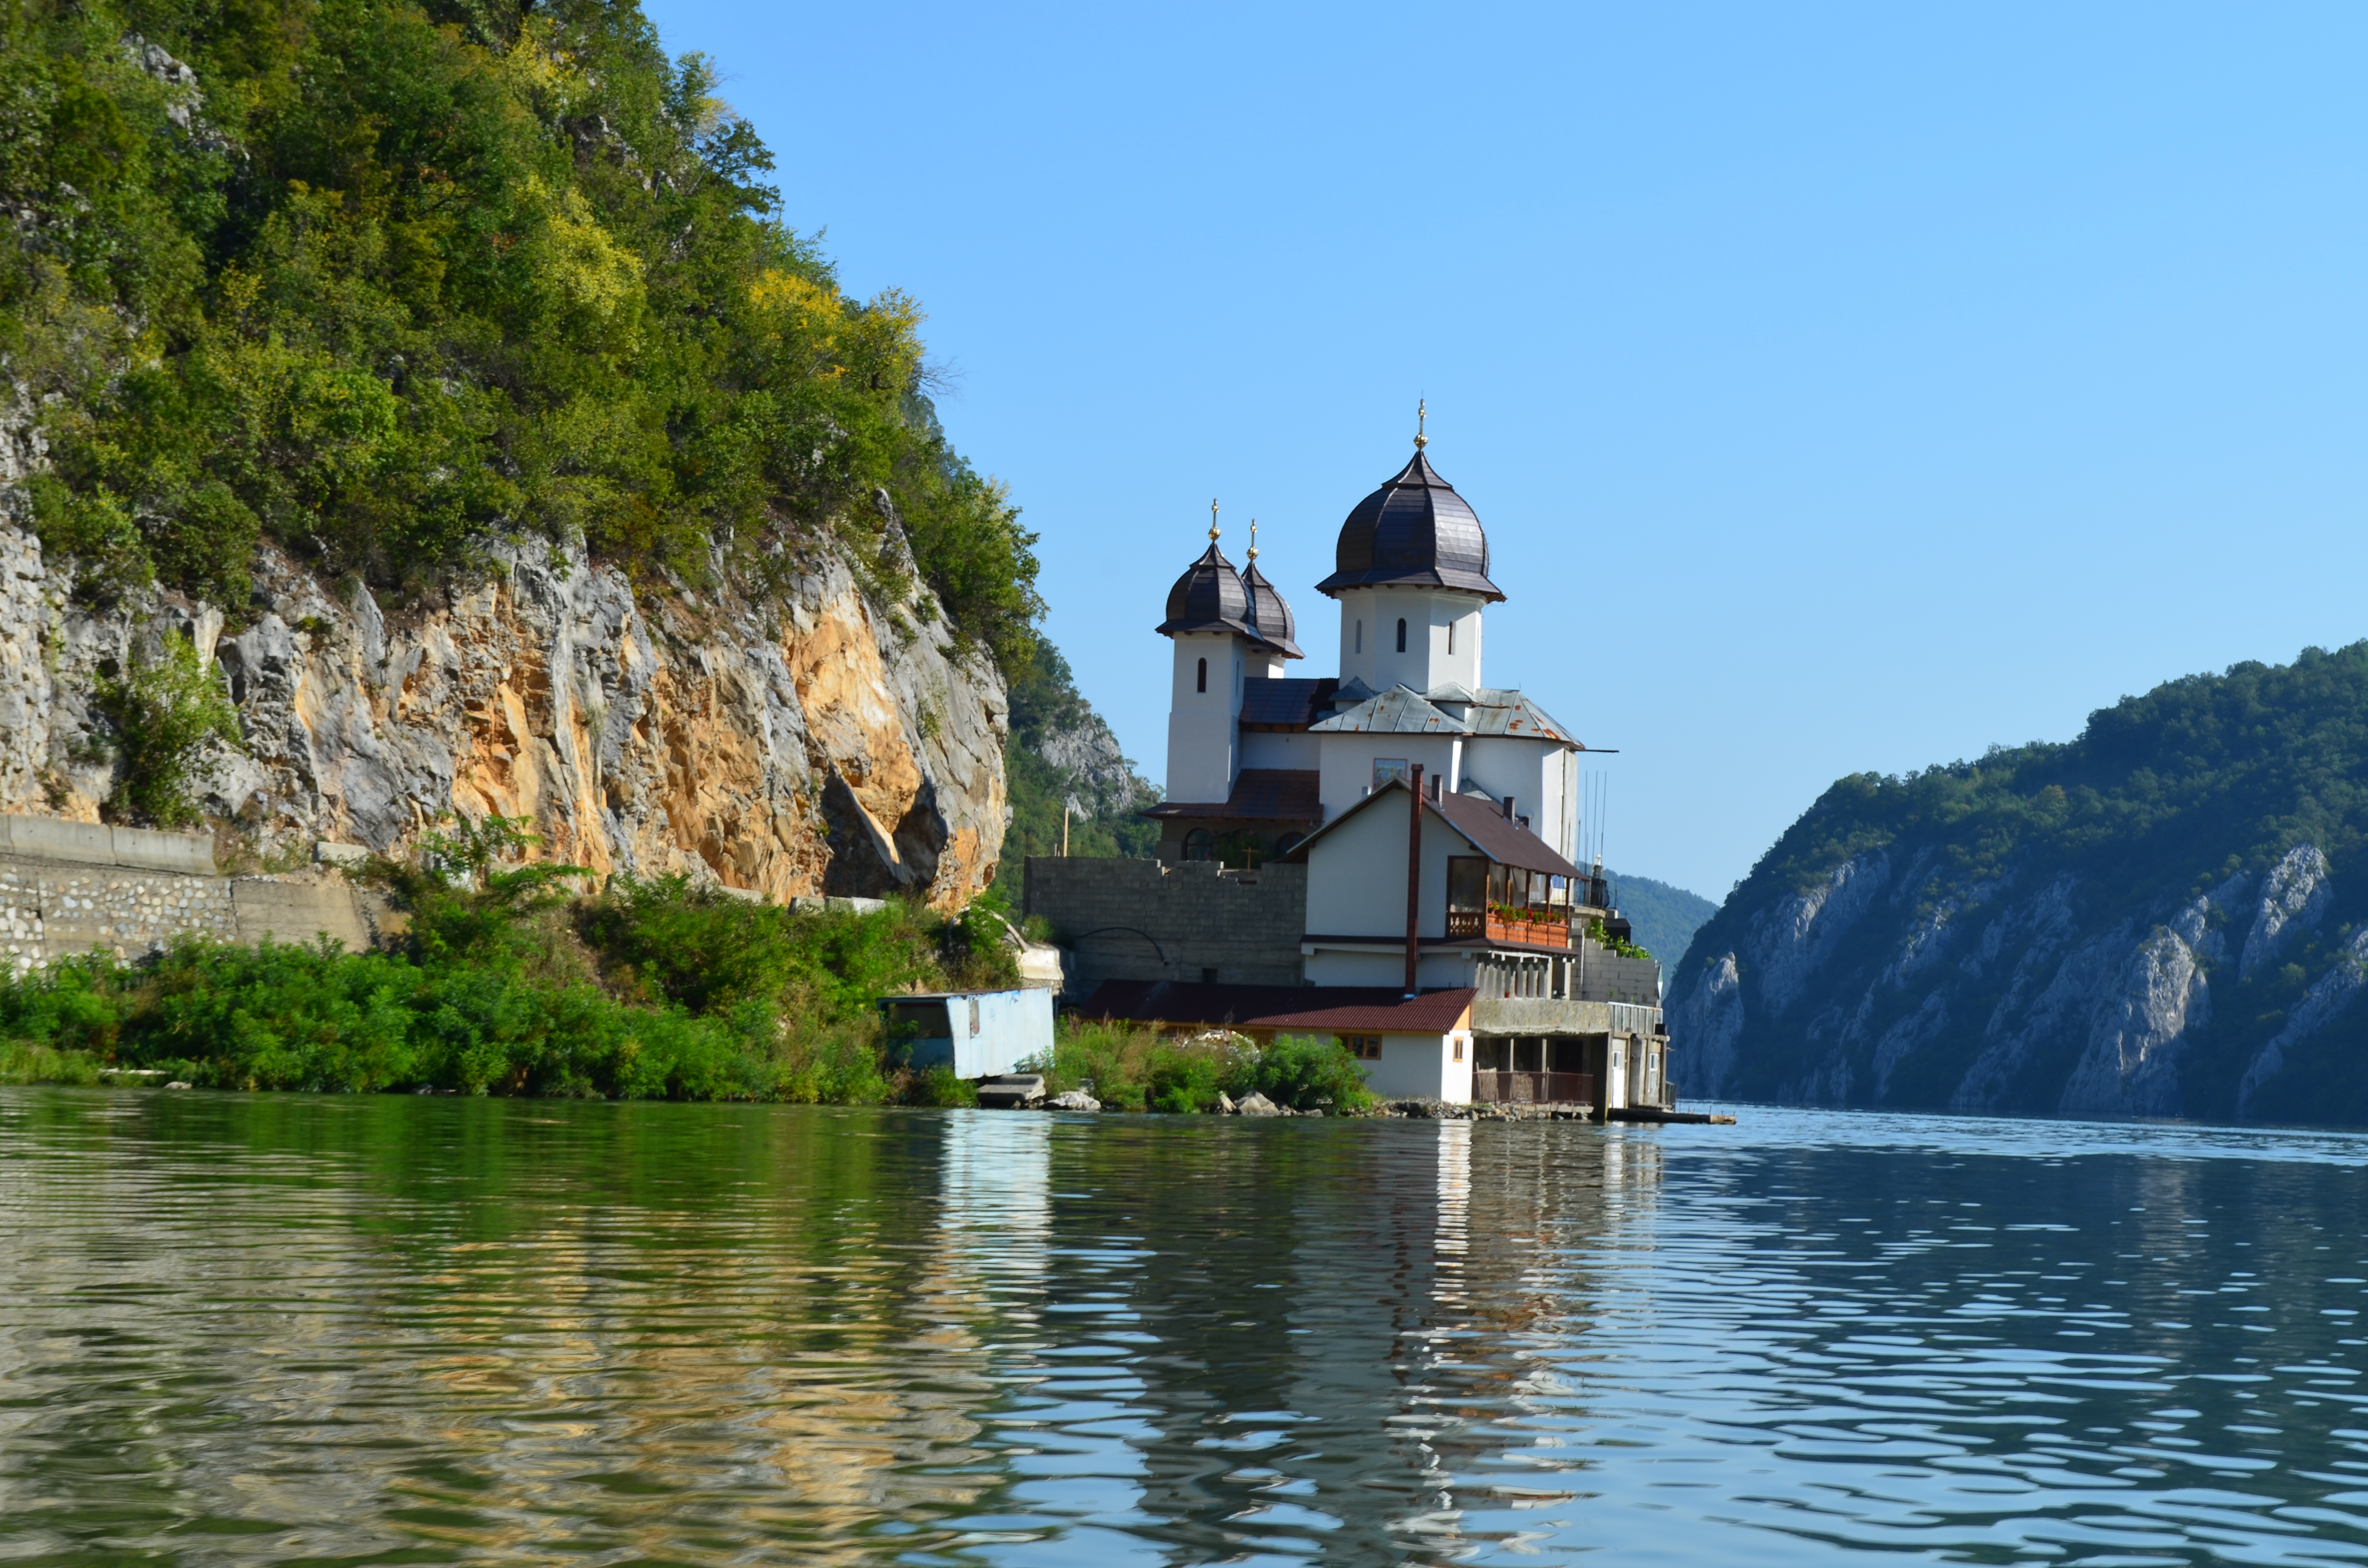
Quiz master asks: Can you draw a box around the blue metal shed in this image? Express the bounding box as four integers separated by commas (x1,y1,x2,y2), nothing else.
878,988,1054,1078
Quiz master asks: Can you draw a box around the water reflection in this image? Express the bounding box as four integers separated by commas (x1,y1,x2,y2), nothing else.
10,1094,2368,1564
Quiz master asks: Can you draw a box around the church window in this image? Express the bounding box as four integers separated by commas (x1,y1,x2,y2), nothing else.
1448,619,1455,654
1182,829,1214,861
1196,656,1207,693
1355,620,1362,654
1396,618,1407,652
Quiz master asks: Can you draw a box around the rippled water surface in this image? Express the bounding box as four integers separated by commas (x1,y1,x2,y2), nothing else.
14,1094,2368,1564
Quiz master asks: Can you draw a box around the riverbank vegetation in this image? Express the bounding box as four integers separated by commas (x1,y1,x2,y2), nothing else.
0,818,1373,1109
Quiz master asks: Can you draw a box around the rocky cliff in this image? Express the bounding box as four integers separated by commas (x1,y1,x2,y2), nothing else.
0,516,1008,908
1670,643,2368,1124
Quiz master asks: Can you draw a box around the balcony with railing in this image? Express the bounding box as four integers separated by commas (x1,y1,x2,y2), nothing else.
1444,907,1572,951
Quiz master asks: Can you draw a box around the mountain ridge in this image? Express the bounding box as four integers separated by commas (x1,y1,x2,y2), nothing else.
1670,640,2368,1123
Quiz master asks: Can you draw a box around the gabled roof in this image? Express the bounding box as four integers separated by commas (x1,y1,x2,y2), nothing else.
1140,769,1320,821
1309,685,1469,735
1073,980,1477,1036
1432,790,1586,878
1279,777,1584,880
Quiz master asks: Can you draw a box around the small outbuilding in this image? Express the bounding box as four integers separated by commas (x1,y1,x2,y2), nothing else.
878,988,1055,1079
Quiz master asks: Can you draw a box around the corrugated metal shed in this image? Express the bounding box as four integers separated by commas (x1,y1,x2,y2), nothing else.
879,988,1054,1078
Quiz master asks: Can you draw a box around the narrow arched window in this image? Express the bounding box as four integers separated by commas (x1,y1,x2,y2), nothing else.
1396,618,1407,653
1447,620,1456,654
1196,656,1207,693
1182,828,1214,862
1355,620,1362,654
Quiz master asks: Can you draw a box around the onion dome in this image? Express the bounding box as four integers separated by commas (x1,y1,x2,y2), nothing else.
1314,443,1504,602
1240,559,1303,660
1156,539,1259,639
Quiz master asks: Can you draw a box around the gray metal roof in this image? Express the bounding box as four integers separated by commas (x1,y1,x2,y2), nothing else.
1307,683,1585,747
1461,690,1582,745
1308,686,1470,735
1156,542,1262,642
1315,448,1504,601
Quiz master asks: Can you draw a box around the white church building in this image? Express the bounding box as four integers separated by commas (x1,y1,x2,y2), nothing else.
1037,426,1673,1113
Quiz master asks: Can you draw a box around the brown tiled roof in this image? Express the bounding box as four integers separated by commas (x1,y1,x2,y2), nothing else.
1140,769,1320,821
1277,778,1584,880
1432,790,1586,879
1074,981,1476,1036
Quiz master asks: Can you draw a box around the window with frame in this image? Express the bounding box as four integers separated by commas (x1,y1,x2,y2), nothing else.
1344,1035,1383,1061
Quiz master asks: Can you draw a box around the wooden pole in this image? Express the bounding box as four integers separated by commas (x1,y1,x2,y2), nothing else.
1061,803,1070,856
1404,764,1425,997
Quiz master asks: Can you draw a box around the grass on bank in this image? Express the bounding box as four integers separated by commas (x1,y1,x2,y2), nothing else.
0,818,1374,1110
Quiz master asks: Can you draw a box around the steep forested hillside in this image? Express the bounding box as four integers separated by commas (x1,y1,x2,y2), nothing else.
1670,642,2368,1124
1606,871,1714,969
0,0,1036,662
994,632,1158,900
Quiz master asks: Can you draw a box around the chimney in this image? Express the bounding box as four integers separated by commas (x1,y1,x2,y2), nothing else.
1501,795,1515,821
1405,763,1425,998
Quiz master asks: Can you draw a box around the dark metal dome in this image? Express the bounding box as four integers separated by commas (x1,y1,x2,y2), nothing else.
1240,559,1303,660
1314,447,1504,601
1156,542,1259,639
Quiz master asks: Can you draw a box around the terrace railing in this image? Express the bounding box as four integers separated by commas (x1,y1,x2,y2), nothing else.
1472,1070,1594,1107
1445,909,1573,951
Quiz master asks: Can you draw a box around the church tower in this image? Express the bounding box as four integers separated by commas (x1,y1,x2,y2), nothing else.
1315,411,1503,695
1156,505,1301,806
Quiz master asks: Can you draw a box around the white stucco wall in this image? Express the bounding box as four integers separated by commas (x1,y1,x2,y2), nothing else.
1167,631,1245,805
1302,789,1471,940
1355,1029,1473,1101
1239,729,1321,774
1457,737,1579,861
1316,734,1457,825
1334,587,1487,694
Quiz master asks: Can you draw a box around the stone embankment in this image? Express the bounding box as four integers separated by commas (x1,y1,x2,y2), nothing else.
0,816,370,976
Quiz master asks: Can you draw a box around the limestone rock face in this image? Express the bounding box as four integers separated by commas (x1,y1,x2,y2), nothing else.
1669,827,2368,1120
0,521,1008,909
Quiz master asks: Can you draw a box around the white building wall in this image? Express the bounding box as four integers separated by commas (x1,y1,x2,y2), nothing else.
1334,587,1486,694
1301,788,1470,940
1456,736,1578,854
1166,631,1246,806
1356,1029,1474,1102
1315,733,1456,825
1238,729,1321,773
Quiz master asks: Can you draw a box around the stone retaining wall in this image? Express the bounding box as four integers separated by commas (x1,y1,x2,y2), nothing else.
0,816,374,975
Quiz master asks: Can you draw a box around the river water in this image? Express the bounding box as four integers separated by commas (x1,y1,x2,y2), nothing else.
10,1093,2368,1565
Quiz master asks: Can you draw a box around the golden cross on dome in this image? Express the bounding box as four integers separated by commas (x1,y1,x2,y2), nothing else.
1247,518,1259,562
1209,497,1220,542
1414,398,1428,450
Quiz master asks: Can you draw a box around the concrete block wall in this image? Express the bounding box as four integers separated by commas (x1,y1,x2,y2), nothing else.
1575,943,1661,1006
1024,857,1307,988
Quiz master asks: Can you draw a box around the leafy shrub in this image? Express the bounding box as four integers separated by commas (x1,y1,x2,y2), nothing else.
1229,1033,1375,1112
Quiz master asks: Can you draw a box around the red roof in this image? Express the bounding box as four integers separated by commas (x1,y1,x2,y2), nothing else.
1073,981,1475,1036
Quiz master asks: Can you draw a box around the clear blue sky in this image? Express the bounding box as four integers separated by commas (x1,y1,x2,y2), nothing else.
644,0,2368,900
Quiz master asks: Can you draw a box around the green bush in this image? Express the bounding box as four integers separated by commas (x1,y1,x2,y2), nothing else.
0,818,1029,1100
